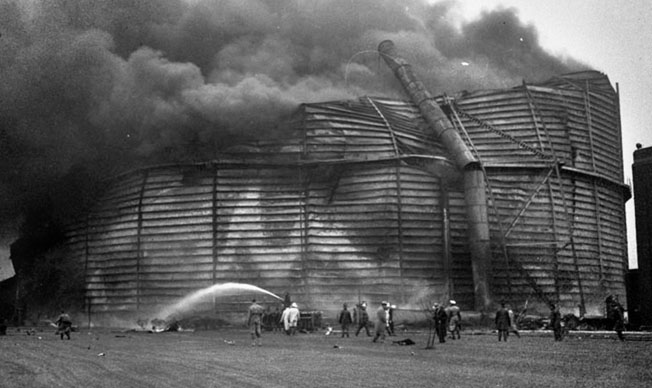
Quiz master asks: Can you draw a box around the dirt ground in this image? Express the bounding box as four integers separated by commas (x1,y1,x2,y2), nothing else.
1,326,650,388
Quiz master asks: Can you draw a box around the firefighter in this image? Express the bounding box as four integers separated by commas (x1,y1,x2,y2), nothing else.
247,299,264,346
549,303,563,341
55,310,72,340
433,303,448,343
607,295,625,341
507,304,520,338
354,302,371,337
386,304,396,336
338,303,353,338
495,302,510,342
372,301,389,343
447,300,461,340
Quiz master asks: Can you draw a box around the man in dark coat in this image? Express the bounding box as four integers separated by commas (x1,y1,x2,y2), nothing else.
433,303,448,343
549,303,563,341
338,303,353,338
270,305,283,332
283,292,292,309
495,302,511,342
606,295,625,341
354,302,371,337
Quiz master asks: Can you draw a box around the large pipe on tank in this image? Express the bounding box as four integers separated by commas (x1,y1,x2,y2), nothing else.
378,40,492,311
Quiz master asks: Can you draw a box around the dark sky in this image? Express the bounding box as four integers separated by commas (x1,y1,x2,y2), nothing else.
0,0,584,240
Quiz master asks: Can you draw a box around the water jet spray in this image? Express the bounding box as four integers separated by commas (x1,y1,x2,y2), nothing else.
153,282,283,324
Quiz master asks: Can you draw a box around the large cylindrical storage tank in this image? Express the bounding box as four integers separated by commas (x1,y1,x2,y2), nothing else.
63,72,629,326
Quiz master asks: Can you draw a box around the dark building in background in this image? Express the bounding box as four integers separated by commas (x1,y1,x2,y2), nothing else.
632,144,652,328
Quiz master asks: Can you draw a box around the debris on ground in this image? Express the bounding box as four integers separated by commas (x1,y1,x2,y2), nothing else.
393,338,415,346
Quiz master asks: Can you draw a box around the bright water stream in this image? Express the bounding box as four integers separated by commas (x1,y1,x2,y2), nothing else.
155,282,283,320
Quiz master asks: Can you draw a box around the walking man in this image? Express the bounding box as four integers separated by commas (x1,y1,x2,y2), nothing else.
55,310,72,340
247,299,264,346
372,301,389,343
507,304,520,338
355,302,371,337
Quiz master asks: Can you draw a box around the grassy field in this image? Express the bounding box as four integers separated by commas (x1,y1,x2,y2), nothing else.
1,326,650,388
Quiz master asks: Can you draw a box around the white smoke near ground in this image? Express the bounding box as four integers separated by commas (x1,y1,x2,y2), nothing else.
0,0,586,247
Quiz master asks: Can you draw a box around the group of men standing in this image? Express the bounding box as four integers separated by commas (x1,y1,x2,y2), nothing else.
249,298,399,345
432,300,462,344
49,294,631,349
335,300,398,342
247,299,300,346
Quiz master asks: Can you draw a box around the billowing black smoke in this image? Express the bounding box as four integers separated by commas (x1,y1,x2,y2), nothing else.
0,0,586,259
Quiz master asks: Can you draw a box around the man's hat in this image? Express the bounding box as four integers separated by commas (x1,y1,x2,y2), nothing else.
449,300,456,305
381,301,388,305
291,302,298,308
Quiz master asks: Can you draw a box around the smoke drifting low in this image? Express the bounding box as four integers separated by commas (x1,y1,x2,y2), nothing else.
0,0,586,238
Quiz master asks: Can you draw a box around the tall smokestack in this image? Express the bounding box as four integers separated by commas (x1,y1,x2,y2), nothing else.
378,40,492,311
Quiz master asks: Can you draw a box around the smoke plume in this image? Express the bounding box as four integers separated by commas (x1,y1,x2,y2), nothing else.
0,0,586,244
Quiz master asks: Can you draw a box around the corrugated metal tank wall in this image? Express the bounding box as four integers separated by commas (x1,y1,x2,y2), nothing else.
484,170,626,314
65,71,629,323
65,97,472,324
66,162,470,322
450,71,628,314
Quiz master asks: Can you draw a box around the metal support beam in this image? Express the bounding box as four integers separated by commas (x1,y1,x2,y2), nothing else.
135,170,150,315
378,40,492,311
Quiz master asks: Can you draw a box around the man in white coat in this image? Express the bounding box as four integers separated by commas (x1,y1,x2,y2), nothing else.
280,306,290,335
281,302,300,335
372,301,389,343
287,302,300,335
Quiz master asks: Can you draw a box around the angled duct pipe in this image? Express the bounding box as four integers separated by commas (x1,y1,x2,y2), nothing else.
378,40,492,311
